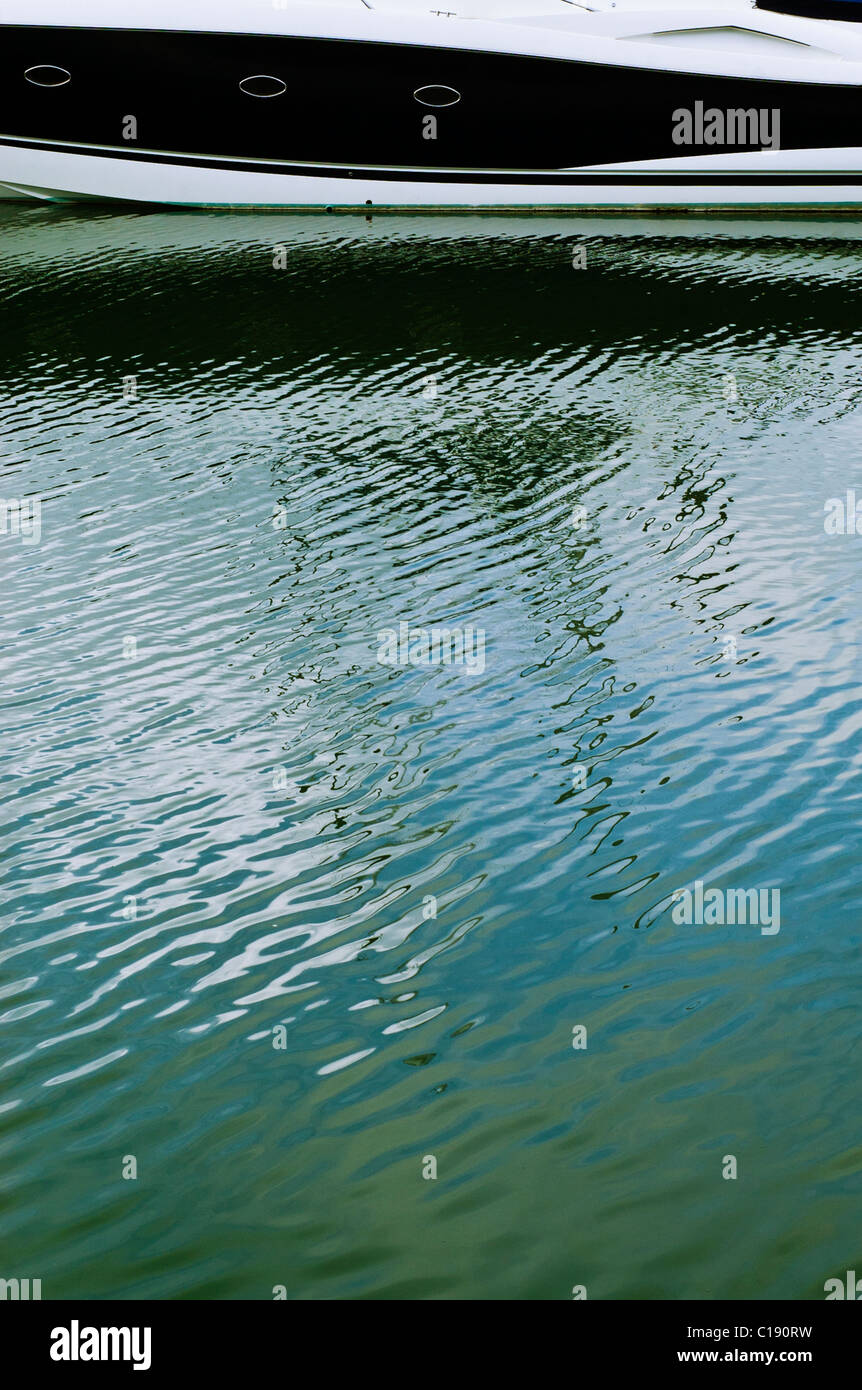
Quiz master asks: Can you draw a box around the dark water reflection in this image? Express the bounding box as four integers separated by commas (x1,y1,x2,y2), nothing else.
1,206,861,1299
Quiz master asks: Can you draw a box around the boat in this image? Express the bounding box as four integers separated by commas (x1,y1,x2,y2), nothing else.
5,0,862,209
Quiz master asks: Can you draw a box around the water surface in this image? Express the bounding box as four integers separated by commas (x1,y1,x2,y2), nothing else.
2,206,861,1299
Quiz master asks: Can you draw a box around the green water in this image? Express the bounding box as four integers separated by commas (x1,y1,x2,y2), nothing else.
1,206,861,1300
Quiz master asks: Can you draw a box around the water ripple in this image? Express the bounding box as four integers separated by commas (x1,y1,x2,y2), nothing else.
2,207,862,1299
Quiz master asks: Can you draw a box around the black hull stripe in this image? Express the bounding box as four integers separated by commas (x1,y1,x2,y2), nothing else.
2,136,862,186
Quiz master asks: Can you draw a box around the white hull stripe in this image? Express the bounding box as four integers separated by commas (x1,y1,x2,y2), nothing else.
2,135,862,185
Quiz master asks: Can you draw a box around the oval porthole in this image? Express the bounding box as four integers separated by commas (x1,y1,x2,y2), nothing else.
24,65,71,88
414,84,461,108
239,74,287,98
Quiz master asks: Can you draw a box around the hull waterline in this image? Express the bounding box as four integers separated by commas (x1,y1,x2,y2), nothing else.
9,144,862,209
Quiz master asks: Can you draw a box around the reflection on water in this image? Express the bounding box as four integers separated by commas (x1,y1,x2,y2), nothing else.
2,206,861,1299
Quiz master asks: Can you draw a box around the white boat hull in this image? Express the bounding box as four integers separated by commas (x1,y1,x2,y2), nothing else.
6,143,862,208
6,0,862,209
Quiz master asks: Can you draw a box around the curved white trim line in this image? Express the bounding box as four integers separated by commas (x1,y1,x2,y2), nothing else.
238,74,288,97
5,142,862,207
24,64,71,87
413,84,462,105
